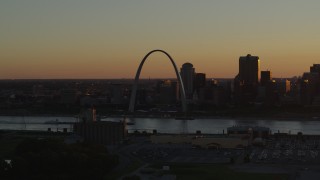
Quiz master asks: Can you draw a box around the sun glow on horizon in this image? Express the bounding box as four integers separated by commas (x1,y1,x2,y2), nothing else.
1,1,320,79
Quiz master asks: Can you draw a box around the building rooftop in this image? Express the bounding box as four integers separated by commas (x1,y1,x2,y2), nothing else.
182,62,193,68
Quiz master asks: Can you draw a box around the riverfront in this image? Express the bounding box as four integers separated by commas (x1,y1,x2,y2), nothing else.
1,116,320,135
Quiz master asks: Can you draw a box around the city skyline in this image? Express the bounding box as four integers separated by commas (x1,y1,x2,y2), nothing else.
1,1,320,79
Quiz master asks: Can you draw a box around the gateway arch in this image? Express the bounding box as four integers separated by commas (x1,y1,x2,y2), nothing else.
128,49,187,113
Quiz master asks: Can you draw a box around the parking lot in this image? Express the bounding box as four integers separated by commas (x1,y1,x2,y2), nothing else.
127,135,320,165
250,136,320,164
131,143,243,163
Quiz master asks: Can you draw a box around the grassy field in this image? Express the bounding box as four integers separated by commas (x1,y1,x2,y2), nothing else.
0,130,68,158
0,136,22,158
165,164,289,180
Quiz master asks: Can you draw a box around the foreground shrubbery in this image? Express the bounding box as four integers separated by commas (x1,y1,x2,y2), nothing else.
1,138,118,180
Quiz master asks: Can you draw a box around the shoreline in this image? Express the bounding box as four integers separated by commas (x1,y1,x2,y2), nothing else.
1,114,320,121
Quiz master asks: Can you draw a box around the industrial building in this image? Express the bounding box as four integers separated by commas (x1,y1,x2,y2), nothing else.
73,121,127,145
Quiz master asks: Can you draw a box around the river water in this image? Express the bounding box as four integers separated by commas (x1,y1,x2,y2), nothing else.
0,116,320,135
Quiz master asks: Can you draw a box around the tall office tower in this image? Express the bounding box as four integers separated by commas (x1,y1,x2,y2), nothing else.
309,64,320,96
277,79,291,95
180,63,195,99
261,71,272,86
194,73,206,91
310,64,320,73
234,54,260,103
301,66,320,105
157,80,177,104
239,54,260,84
310,64,320,97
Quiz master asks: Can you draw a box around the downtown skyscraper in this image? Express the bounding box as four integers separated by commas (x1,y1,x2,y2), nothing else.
234,54,260,104
238,54,260,85
180,63,195,99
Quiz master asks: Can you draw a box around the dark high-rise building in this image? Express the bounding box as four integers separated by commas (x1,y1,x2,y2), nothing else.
277,79,291,95
234,54,260,104
265,80,279,105
157,80,178,104
194,73,206,92
180,63,195,99
299,78,310,105
310,64,320,74
261,71,272,86
239,54,260,84
300,72,320,105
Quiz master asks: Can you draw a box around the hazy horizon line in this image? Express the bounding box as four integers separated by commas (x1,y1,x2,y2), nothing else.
0,77,298,81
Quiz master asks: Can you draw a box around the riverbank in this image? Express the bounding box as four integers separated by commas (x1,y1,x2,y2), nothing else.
3,104,320,122
107,114,320,121
1,113,320,122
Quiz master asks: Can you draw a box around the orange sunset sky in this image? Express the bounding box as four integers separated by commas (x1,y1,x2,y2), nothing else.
1,1,320,79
